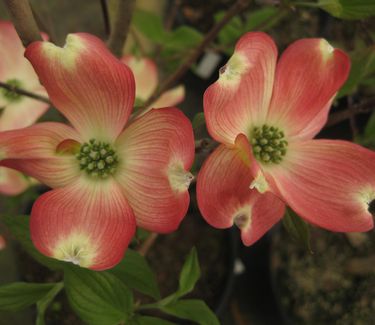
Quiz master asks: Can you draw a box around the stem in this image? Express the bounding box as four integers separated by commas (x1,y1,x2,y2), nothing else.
4,0,42,47
165,0,181,31
325,97,375,128
130,27,147,57
107,0,136,57
142,0,252,108
292,1,319,8
137,232,158,256
31,4,56,43
0,82,51,105
348,96,359,138
100,0,111,36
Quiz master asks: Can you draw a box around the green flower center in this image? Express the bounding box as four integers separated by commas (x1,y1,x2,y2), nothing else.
369,199,375,217
1,79,23,103
251,125,288,164
76,139,118,178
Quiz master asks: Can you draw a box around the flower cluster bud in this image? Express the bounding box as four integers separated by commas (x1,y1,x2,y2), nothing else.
251,125,288,164
76,139,118,178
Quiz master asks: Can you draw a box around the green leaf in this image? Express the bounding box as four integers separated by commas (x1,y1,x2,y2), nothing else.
192,112,206,132
176,247,200,298
132,9,166,42
245,7,279,31
215,11,243,47
337,46,375,98
138,248,201,309
109,249,160,300
282,208,312,252
36,282,64,325
364,111,375,139
0,282,56,311
129,315,175,325
317,0,375,19
215,7,281,55
160,299,219,325
64,266,133,325
165,26,203,51
2,215,65,270
358,111,375,147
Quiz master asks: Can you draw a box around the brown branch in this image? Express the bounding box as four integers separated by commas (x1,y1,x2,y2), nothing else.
326,97,375,128
100,0,111,37
107,0,136,57
4,0,42,47
0,82,51,105
143,0,252,108
348,96,359,137
137,233,158,256
165,0,181,31
31,4,56,44
130,28,147,57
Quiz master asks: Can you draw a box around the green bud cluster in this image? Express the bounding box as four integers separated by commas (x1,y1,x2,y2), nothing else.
251,125,288,164
76,139,118,178
1,79,23,102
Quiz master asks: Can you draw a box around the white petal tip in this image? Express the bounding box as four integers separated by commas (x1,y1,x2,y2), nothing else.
168,163,194,193
233,206,252,230
218,53,249,86
53,232,96,268
319,39,335,61
249,172,269,194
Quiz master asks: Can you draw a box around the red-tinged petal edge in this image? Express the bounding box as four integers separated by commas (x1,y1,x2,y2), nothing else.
267,38,350,140
115,107,195,233
25,33,135,141
204,32,277,145
0,98,49,132
0,122,82,188
30,178,136,270
264,140,375,232
197,142,285,246
0,21,25,77
149,85,185,109
122,55,158,101
0,167,29,195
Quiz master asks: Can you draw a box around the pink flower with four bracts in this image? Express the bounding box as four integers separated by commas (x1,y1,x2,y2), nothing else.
197,32,375,245
0,21,49,195
0,33,195,270
122,55,185,111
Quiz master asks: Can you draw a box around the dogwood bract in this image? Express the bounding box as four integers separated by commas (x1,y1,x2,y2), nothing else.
122,55,185,110
197,32,375,245
0,21,49,195
0,33,195,270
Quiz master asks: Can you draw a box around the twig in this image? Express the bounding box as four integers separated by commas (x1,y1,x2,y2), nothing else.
107,0,136,57
326,97,375,128
4,0,42,47
0,82,51,105
359,21,375,47
31,4,56,43
165,0,181,31
348,96,359,137
143,0,252,108
100,0,111,37
137,233,158,256
130,27,147,57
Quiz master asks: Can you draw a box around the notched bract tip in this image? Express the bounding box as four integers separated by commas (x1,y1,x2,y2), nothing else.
368,199,375,217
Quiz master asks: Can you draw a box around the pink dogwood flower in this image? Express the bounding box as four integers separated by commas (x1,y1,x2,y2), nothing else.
122,55,185,110
197,32,375,245
0,21,49,195
0,33,194,270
